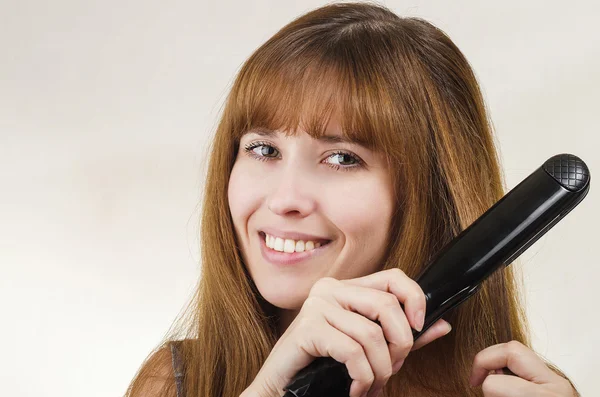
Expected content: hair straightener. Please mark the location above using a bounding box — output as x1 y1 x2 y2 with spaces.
281 153 591 397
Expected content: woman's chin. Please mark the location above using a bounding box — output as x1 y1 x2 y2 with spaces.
256 283 308 310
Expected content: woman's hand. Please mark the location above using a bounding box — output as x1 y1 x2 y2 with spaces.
243 268 453 397
470 340 577 396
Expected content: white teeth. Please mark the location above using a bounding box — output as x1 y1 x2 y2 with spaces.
274 237 284 251
283 239 295 253
264 233 325 253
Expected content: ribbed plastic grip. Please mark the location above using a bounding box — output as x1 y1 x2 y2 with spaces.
543 153 590 192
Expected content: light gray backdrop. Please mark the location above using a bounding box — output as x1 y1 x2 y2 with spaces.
1 1 597 396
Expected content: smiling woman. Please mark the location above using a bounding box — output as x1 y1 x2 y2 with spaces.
124 2 579 397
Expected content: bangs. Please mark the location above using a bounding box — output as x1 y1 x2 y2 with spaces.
229 41 398 157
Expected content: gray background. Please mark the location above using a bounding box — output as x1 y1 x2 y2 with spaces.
1 1 598 396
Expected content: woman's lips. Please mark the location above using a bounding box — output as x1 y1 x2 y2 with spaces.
258 232 331 266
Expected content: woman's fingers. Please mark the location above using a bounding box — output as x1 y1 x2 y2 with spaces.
478 373 536 397
315 280 414 366
297 271 452 397
341 268 427 332
470 340 559 387
315 297 394 396
411 319 452 351
310 273 453 385
296 306 375 397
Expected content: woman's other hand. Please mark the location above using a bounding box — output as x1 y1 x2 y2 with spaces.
470 340 577 396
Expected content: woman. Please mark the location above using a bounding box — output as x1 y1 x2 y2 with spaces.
125 2 579 396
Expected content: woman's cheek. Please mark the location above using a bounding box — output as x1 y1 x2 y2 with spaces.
228 164 259 218
324 177 390 215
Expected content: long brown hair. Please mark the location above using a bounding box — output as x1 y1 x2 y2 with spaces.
124 2 578 396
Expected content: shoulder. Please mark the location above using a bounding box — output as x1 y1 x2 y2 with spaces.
125 341 182 397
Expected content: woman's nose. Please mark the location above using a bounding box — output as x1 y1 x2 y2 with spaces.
266 164 318 217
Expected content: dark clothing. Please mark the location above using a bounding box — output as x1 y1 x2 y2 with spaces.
170 341 185 397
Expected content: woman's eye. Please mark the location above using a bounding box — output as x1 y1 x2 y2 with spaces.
249 143 278 159
327 152 359 167
242 141 364 172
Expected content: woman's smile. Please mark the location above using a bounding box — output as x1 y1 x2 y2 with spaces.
258 231 333 266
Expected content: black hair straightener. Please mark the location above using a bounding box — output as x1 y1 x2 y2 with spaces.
281 153 591 397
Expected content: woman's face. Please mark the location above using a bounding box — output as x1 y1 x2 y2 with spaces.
227 115 395 324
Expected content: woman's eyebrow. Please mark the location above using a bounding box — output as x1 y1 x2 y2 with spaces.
246 127 371 148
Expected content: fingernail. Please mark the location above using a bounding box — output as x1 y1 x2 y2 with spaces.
415 310 424 331
446 322 452 334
